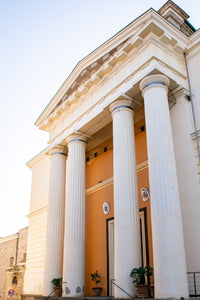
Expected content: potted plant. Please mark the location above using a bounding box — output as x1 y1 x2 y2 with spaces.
90 270 102 296
130 266 153 298
51 277 62 297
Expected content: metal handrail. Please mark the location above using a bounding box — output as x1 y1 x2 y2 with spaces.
45 290 54 300
187 271 200 297
110 279 134 300
44 281 66 300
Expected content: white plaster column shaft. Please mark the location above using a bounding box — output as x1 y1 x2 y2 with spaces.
110 99 141 298
140 75 189 298
43 146 67 295
63 134 87 297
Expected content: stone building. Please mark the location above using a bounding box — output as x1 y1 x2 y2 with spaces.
24 1 200 299
0 227 28 300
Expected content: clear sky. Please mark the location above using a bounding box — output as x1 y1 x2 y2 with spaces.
0 0 199 237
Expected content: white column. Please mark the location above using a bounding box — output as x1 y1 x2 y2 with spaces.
140 74 189 298
110 98 141 298
63 134 87 297
43 146 67 295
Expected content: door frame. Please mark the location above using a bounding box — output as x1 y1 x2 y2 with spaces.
106 207 150 296
106 217 114 296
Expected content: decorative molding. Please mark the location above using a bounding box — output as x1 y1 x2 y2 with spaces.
191 129 200 140
27 206 48 219
48 145 67 157
137 160 148 172
26 147 50 169
86 160 148 195
86 177 113 195
0 233 18 243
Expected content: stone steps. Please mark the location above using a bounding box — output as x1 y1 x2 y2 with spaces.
22 295 200 300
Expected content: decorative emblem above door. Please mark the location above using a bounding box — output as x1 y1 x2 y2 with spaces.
141 188 149 202
103 202 110 214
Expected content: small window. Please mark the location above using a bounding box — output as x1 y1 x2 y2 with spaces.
12 276 17 285
22 252 26 262
94 152 97 158
10 257 14 266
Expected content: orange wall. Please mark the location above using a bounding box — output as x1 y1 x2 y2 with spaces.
85 131 153 296
135 132 153 269
85 149 114 296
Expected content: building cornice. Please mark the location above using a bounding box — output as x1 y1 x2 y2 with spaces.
0 233 18 243
26 147 51 169
27 205 48 219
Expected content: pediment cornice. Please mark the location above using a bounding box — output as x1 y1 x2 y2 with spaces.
36 7 195 132
35 8 153 128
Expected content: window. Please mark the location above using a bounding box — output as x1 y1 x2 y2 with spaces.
10 257 14 266
12 276 17 285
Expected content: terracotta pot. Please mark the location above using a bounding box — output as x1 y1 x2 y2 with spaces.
149 285 154 298
135 284 149 298
92 287 102 296
53 286 62 297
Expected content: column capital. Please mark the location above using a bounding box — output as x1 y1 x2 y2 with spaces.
139 74 170 96
172 86 190 100
110 94 133 114
66 132 88 145
48 145 67 157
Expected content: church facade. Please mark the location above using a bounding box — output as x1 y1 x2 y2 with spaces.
24 1 200 298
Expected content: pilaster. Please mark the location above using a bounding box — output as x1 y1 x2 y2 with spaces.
171 87 200 272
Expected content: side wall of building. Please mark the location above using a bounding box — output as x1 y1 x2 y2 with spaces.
170 48 200 273
0 227 28 300
0 235 18 300
24 156 50 295
188 48 200 131
5 227 28 300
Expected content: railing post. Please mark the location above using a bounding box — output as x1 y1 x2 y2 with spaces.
194 272 197 297
110 279 113 300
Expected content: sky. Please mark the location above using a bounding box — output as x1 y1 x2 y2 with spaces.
0 0 199 237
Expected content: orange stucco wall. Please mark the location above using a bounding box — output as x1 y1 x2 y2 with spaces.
135 131 153 271
85 130 153 296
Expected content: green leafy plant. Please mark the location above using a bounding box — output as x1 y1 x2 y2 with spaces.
90 271 101 287
51 277 62 287
130 266 153 285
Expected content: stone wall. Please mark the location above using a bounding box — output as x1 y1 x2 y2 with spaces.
0 234 18 300
0 227 28 300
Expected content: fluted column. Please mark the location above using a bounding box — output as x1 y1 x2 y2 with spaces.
110 98 141 298
140 74 189 298
43 146 67 295
62 134 87 297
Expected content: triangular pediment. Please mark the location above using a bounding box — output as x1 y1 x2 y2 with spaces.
35 2 196 132
35 8 153 129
